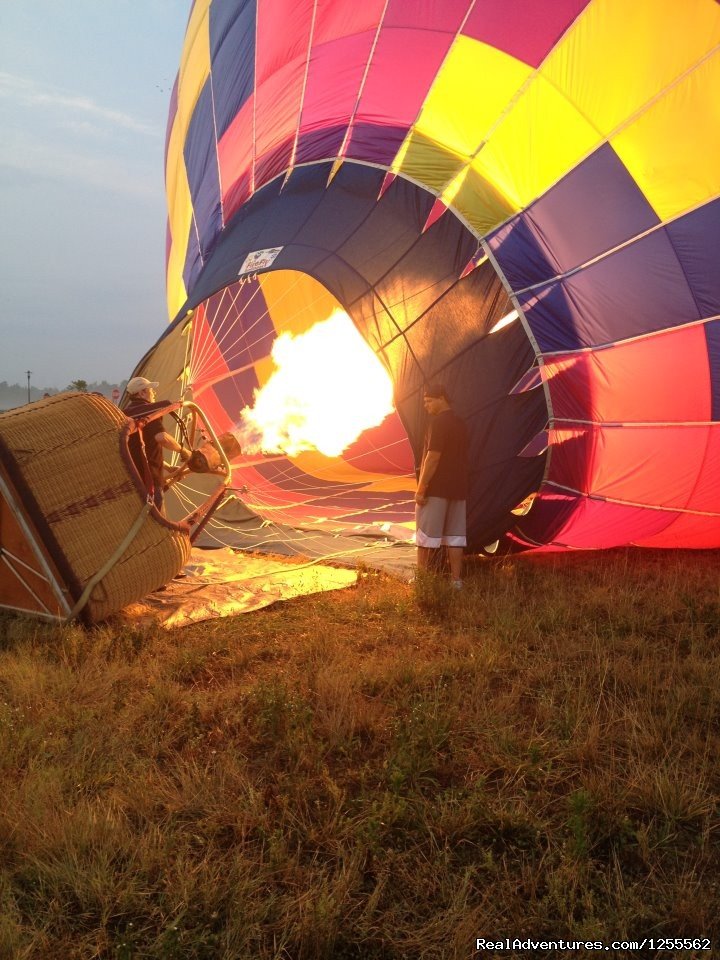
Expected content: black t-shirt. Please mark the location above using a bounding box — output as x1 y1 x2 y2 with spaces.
424 409 468 500
124 398 168 486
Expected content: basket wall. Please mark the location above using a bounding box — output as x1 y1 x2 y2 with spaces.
0 392 191 622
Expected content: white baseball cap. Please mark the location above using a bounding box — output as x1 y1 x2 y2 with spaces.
126 376 160 394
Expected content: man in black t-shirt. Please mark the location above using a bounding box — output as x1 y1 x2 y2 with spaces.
124 376 191 511
415 382 468 589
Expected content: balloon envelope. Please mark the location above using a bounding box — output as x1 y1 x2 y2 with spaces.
136 0 720 551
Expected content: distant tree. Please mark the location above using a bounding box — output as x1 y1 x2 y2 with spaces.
68 379 88 392
0 382 60 411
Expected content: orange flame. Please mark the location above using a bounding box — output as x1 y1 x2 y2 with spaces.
237 310 394 457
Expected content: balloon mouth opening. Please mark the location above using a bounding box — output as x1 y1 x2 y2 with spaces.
154 162 545 548
165 271 418 534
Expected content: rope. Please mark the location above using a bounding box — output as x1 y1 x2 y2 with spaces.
66 497 153 622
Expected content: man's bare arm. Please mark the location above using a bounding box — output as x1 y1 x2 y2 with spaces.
158 431 191 461
416 450 441 504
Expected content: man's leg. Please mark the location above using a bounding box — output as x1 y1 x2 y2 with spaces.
443 500 466 586
417 546 435 571
447 546 463 581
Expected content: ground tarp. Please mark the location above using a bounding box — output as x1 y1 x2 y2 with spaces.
119 495 417 629
119 547 359 629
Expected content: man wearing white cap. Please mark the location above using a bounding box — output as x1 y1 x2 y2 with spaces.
124 377 191 510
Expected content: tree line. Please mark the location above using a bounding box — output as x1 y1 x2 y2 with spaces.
0 380 127 410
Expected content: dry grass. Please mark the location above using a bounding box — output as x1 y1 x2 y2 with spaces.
0 549 719 959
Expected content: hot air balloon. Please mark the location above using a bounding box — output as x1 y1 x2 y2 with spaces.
130 0 720 554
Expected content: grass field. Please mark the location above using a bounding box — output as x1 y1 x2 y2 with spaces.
1 549 719 959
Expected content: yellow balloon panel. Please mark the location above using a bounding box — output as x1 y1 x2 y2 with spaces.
611 49 720 222
166 0 212 320
394 38 532 195
258 271 340 338
393 134 464 193
447 164 517 236
476 73 601 210
165 140 192 319
412 36 532 160
179 0 212 101
543 0 720 139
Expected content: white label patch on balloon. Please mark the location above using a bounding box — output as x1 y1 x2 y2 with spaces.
238 247 284 275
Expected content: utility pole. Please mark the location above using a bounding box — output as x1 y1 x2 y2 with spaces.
26 370 32 404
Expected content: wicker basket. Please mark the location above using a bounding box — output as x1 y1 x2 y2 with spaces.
0 392 191 623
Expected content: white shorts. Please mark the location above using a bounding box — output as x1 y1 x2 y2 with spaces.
416 497 467 548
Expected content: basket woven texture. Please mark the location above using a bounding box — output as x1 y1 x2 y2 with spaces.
0 392 191 622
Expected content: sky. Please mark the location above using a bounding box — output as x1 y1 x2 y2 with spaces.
0 0 191 389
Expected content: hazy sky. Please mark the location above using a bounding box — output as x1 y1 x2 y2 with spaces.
0 1 190 389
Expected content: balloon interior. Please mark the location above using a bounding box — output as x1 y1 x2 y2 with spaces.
236 309 396 459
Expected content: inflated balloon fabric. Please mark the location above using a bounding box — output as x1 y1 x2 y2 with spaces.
151 0 720 551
